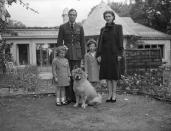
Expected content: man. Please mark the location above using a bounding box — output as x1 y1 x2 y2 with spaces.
57 8 85 103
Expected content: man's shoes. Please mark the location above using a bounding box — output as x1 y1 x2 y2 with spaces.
106 97 112 102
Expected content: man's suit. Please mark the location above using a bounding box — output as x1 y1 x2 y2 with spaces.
57 22 85 102
57 22 85 61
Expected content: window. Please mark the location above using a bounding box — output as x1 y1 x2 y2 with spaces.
158 45 164 58
138 44 164 58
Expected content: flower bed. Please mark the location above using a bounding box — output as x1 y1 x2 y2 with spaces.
118 66 171 102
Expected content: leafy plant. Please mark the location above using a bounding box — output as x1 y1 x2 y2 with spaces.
11 65 39 92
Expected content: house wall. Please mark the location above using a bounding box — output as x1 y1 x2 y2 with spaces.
6 38 57 65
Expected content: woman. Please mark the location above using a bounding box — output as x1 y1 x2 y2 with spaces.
96 10 123 102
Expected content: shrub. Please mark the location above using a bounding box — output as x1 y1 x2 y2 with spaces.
11 65 39 92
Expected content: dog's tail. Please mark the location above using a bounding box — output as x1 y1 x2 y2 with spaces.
89 93 102 105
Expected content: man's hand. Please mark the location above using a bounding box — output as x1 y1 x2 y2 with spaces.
97 56 101 63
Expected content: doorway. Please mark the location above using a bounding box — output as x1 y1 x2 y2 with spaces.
36 43 55 67
18 44 29 65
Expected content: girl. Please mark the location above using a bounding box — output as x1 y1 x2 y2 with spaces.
52 45 71 106
84 39 99 88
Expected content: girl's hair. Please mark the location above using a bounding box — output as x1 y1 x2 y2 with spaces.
103 10 115 20
55 45 68 56
87 39 97 47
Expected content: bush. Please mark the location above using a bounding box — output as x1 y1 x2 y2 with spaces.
11 65 39 92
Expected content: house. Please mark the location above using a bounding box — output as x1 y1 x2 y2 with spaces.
3 1 171 67
122 17 171 65
4 28 58 66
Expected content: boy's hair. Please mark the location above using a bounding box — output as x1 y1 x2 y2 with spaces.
87 39 97 47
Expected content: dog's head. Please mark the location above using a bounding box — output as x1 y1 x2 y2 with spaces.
72 68 87 81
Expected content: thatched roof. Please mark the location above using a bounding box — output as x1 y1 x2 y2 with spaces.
83 2 139 37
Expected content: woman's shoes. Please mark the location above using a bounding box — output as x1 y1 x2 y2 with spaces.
106 98 112 102
106 97 116 103
111 98 116 103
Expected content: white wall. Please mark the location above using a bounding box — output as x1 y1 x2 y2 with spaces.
7 38 57 65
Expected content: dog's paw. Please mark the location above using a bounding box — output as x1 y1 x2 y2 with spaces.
81 104 87 109
73 103 79 107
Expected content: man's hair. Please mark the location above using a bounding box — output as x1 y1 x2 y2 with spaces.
68 8 77 15
103 10 115 20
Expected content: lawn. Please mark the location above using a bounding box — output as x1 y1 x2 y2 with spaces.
0 94 171 131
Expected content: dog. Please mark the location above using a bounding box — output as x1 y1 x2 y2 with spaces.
72 68 102 109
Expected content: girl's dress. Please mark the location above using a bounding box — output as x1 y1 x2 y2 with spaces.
84 52 99 82
52 57 71 86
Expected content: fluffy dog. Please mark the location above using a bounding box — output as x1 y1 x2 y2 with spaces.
72 68 102 109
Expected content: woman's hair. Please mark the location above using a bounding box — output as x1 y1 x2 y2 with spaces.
103 10 115 20
87 39 97 47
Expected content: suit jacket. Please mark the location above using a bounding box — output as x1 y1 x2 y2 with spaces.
57 22 85 60
96 23 123 57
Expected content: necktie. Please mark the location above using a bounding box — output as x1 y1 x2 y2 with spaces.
71 23 74 29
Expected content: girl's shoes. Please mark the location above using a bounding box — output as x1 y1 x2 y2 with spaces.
61 100 68 105
56 102 62 106
56 98 62 106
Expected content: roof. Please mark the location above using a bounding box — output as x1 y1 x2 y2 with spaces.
122 17 171 39
3 28 58 39
83 2 139 37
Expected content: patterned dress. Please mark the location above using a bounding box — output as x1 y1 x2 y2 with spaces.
52 57 71 87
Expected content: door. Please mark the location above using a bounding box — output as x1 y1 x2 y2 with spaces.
18 44 29 65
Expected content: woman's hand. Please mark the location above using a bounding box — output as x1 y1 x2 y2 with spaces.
117 56 122 61
97 56 101 63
